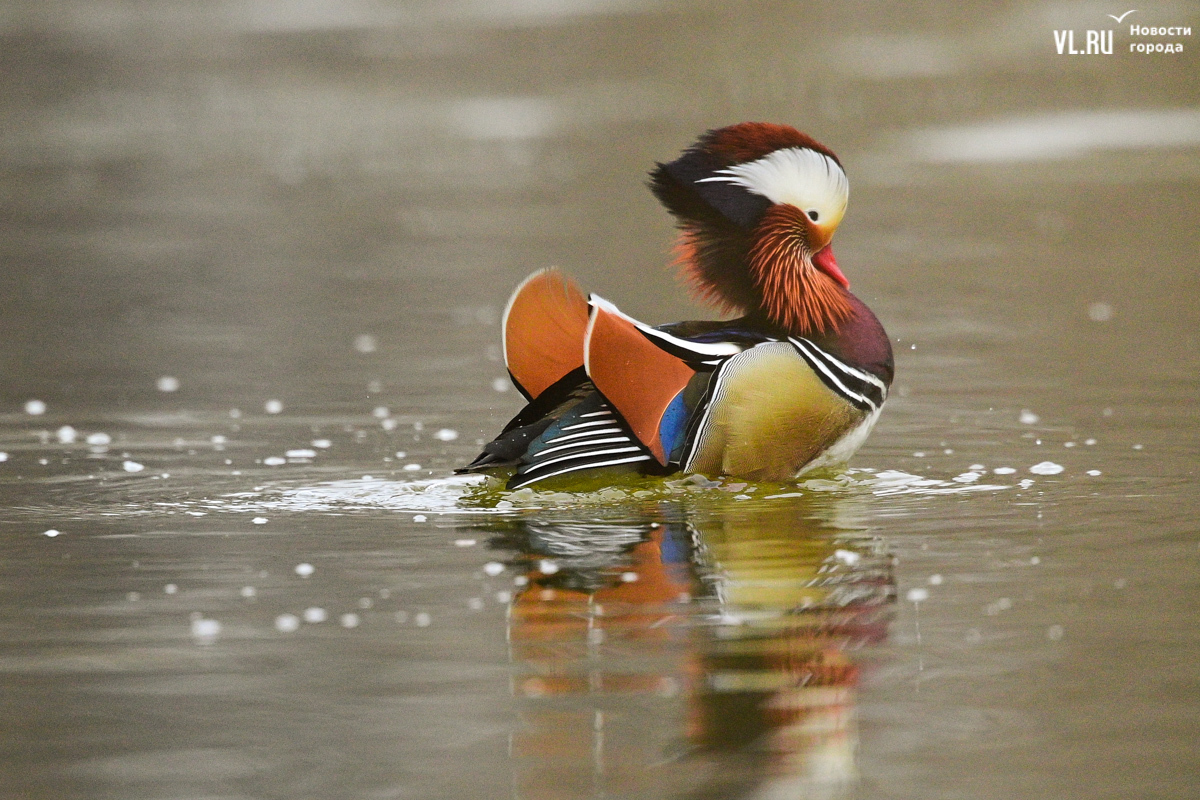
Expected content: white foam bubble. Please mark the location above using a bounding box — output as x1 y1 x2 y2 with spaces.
264 399 284 414
275 614 300 632
25 400 46 416
156 376 180 392
294 562 315 577
190 617 221 643
122 460 145 473
1029 461 1064 475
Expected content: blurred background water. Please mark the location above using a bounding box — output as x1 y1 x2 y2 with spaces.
1 1 1198 798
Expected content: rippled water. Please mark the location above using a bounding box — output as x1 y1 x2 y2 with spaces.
3 2 1198 799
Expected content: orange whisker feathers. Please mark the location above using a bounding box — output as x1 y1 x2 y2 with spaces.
748 206 852 335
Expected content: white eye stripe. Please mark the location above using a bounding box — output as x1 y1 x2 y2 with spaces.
696 147 848 224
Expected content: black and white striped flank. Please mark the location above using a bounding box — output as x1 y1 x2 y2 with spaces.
509 404 653 489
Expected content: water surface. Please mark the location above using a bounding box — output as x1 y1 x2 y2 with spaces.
2 2 1198 798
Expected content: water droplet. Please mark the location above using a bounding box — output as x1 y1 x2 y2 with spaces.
294 563 314 577
906 588 929 603
122 460 145 473
1019 409 1040 425
190 617 221 643
156 376 180 392
353 334 378 354
264 399 284 414
303 607 327 623
275 614 300 633
434 428 459 442
24 400 47 416
1029 461 1064 475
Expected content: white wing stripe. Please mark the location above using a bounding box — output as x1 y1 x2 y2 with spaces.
535 435 632 458
541 426 625 445
588 295 743 358
512 454 654 488
560 419 622 432
523 445 645 472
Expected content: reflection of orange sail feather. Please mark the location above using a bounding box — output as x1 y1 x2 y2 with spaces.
508 527 698 798
499 503 894 799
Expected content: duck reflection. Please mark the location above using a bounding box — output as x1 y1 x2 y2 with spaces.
482 497 894 800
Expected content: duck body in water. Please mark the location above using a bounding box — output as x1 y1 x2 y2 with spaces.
460 123 893 490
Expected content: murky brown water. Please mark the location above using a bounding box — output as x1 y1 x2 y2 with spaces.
2 2 1198 799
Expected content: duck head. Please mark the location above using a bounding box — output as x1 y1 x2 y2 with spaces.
649 123 852 335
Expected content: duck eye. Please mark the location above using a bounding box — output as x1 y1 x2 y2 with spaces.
807 210 819 222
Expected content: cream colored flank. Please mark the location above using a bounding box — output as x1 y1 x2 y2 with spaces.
685 343 867 480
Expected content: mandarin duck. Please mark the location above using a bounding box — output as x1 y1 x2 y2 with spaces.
460 123 893 490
